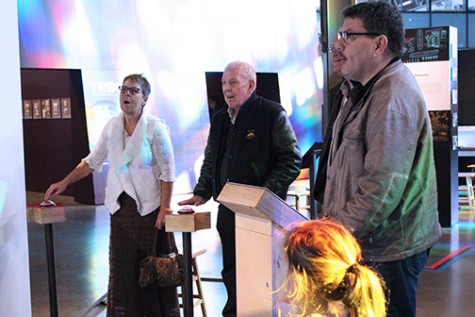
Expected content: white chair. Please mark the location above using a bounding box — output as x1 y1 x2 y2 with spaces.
459 164 475 212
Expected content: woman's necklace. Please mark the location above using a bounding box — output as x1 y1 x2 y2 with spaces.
123 128 131 149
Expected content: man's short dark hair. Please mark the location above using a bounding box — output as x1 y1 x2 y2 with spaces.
343 1 405 57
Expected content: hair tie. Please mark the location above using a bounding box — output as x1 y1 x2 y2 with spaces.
346 263 357 274
325 264 357 301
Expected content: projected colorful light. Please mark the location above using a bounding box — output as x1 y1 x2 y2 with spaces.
18 0 323 193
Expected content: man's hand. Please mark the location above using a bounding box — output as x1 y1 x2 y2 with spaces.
177 195 206 206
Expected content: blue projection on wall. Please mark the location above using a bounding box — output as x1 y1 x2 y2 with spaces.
18 0 323 193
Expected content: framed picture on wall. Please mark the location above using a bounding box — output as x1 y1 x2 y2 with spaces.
61 98 71 119
32 99 41 119
51 98 61 119
23 100 32 119
41 99 51 119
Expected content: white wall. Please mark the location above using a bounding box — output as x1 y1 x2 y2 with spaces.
0 0 32 315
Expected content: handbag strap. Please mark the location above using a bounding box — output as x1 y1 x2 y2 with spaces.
151 229 179 256
151 229 159 256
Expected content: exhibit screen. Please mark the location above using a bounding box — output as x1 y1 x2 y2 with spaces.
18 0 323 192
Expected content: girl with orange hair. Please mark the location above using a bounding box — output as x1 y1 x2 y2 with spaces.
281 219 387 317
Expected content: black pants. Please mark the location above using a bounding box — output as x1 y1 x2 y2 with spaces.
216 204 236 317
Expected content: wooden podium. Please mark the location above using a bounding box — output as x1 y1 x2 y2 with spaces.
217 182 307 316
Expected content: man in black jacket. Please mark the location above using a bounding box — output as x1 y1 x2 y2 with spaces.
179 61 301 317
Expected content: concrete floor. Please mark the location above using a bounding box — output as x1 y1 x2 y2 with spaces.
27 192 475 316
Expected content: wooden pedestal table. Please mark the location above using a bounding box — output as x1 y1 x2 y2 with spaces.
217 182 307 316
28 203 66 317
165 211 211 317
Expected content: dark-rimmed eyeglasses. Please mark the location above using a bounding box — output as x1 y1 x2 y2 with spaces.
337 31 381 42
118 86 142 95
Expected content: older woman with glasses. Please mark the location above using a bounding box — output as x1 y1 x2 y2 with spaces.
44 74 179 316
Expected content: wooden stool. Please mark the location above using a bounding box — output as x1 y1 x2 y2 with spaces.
179 249 207 316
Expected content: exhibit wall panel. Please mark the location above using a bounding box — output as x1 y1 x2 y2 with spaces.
403 26 459 227
0 0 32 315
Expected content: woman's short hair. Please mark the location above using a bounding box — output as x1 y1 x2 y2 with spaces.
123 73 151 97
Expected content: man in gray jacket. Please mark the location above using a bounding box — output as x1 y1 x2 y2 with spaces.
314 2 441 317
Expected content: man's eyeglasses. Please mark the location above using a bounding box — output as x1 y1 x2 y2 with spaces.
119 86 142 95
337 31 381 42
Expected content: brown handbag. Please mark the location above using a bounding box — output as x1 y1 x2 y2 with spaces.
138 229 184 288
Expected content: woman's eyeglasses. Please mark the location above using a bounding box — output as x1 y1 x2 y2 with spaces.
118 86 142 95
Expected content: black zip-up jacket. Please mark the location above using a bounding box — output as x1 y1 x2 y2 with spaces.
193 92 302 201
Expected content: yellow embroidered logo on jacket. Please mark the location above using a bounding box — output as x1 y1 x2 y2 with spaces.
245 130 256 139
